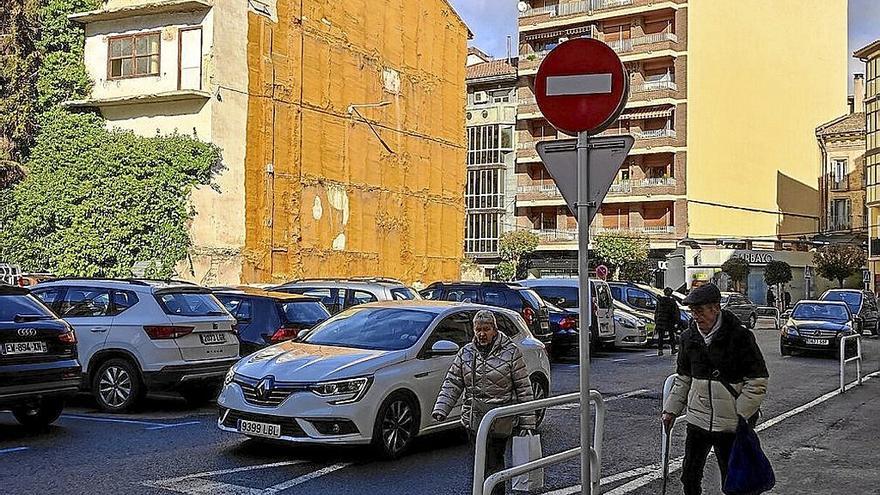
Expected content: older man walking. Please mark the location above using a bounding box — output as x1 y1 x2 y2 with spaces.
661 284 769 495
432 310 535 495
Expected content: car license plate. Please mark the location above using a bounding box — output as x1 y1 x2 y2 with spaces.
1 341 47 356
200 332 227 345
805 338 829 346
238 419 281 438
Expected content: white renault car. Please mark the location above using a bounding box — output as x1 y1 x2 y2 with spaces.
217 301 551 458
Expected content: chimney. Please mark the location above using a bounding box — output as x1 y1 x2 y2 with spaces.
854 73 865 114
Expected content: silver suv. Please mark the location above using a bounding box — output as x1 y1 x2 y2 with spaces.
271 278 421 315
31 279 239 412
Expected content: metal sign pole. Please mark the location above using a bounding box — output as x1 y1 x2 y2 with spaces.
577 130 593 495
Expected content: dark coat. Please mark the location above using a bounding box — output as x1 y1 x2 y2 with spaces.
654 295 680 331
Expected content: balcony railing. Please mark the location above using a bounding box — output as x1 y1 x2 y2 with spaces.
533 228 579 243
606 33 677 54
632 80 677 93
519 0 634 18
640 177 677 187
592 225 676 235
633 129 676 139
517 183 562 197
608 181 633 194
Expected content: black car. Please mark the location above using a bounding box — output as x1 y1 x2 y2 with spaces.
820 289 879 335
213 287 331 356
780 300 857 356
544 301 579 356
0 285 81 429
419 282 553 346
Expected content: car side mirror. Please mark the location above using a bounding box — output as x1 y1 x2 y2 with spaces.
296 329 313 341
429 340 460 357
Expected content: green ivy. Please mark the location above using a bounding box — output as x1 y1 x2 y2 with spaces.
0 110 221 277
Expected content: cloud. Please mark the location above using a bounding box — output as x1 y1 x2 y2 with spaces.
449 0 518 58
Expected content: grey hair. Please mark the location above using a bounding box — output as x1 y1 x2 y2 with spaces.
473 310 497 328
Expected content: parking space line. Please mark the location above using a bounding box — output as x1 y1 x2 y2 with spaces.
60 413 200 430
0 447 29 455
548 389 650 411
263 463 352 494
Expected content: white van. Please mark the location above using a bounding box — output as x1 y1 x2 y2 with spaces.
518 278 616 349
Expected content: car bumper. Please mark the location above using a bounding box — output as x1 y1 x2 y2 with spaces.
216 382 375 445
781 334 848 352
552 331 579 349
143 358 239 390
0 360 82 407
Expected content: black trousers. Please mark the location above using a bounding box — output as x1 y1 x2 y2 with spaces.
681 424 736 495
468 430 508 495
656 326 677 351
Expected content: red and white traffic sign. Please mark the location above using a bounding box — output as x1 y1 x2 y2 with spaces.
534 38 628 136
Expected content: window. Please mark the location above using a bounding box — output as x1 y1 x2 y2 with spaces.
594 283 613 309
108 32 160 79
290 288 345 314
279 301 330 327
494 313 521 337
32 288 63 314
483 289 512 308
109 290 139 316
420 288 440 300
391 288 419 300
465 212 501 255
350 290 378 306
830 159 848 190
218 296 253 321
467 124 513 166
829 199 851 231
491 89 511 103
466 168 505 210
0 294 54 321
626 288 657 311
60 287 112 318
444 289 479 303
532 286 578 309
157 292 225 317
425 311 474 349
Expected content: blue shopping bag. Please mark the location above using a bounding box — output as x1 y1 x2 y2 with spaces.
723 416 775 495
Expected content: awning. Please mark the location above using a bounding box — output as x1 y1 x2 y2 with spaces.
619 106 674 120
523 25 595 42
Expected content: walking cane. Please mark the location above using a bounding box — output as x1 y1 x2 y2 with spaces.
661 421 672 495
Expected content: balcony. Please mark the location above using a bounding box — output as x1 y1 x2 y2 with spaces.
519 0 634 19
69 0 212 23
517 183 563 198
632 80 678 93
516 137 558 161
632 129 676 139
591 225 676 235
533 228 580 244
609 32 678 54
606 177 677 195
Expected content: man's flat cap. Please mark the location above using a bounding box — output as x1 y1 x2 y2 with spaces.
682 283 722 306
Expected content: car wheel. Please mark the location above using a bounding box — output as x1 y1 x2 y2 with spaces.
12 399 65 430
780 339 791 357
372 392 419 460
93 358 143 413
530 376 548 428
748 314 757 330
180 385 218 406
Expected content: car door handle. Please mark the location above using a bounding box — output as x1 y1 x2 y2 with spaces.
414 371 432 378
89 327 110 333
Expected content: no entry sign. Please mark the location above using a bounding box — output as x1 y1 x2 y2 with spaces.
535 38 628 135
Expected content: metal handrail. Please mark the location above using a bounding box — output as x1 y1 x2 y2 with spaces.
473 390 606 495
839 334 862 393
756 306 780 329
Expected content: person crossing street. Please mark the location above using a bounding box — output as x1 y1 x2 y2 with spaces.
655 287 680 356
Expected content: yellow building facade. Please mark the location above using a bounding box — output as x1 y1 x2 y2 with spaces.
856 40 880 292
70 0 469 285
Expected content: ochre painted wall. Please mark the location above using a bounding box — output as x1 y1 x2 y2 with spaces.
242 0 468 285
686 0 848 239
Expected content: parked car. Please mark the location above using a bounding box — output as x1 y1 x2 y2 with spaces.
1 285 81 429
420 282 553 347
213 287 331 356
820 289 879 335
719 292 759 329
31 279 240 412
780 300 857 357
611 302 649 348
517 278 616 351
271 278 421 315
608 282 691 339
217 301 551 458
543 301 579 357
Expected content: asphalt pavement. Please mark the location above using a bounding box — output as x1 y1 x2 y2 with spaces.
2 322 879 495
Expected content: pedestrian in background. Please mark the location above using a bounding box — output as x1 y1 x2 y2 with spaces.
661 283 769 495
655 287 680 356
766 287 776 309
783 290 792 309
432 310 535 495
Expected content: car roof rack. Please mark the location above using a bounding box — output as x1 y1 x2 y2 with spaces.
280 277 404 285
426 281 524 288
42 277 151 286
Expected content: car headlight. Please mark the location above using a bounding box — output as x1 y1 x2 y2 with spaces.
785 326 799 337
309 377 373 404
224 367 236 387
614 316 636 329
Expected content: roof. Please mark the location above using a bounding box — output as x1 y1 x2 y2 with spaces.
816 112 865 137
212 286 317 301
467 59 517 81
360 299 516 315
33 278 200 292
468 46 492 60
854 39 880 60
440 0 474 39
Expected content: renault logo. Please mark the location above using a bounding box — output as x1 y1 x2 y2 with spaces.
255 376 275 400
17 328 37 337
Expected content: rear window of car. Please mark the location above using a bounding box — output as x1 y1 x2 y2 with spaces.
391 287 420 300
157 292 226 317
821 291 863 313
531 286 578 309
519 289 545 309
279 300 330 327
0 294 54 321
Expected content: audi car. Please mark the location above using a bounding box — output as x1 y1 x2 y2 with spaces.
217 301 550 459
780 300 857 357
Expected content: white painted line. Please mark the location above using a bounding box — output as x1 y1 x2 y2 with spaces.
546 74 612 96
612 358 627 363
549 389 650 411
0 447 29 455
146 461 305 484
263 463 351 494
61 413 200 430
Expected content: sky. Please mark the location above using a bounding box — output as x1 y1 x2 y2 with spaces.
450 0 879 94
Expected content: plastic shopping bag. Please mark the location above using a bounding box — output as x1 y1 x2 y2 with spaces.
511 433 544 492
723 416 776 495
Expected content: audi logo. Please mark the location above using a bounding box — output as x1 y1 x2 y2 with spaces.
17 328 37 337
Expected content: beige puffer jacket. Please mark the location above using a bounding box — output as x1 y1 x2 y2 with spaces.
432 332 535 431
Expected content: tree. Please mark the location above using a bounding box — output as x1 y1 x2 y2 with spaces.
498 230 539 280
496 261 517 282
764 261 792 287
814 244 866 288
721 257 750 293
0 110 222 277
0 0 40 165
593 232 649 281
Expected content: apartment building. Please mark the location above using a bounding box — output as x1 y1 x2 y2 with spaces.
65 0 470 285
515 0 846 277
464 49 518 278
815 75 867 242
856 40 880 292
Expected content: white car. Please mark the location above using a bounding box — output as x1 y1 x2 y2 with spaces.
217 301 551 458
612 303 649 348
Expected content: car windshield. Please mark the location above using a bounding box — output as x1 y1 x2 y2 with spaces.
0 294 54 321
157 292 227 317
792 303 849 322
303 307 436 350
278 301 331 327
531 286 578 309
391 287 420 300
822 291 862 313
544 300 567 312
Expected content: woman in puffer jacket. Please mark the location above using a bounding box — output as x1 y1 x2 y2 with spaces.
432 310 535 495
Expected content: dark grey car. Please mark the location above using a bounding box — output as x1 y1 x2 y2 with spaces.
820 289 880 335
721 292 758 329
